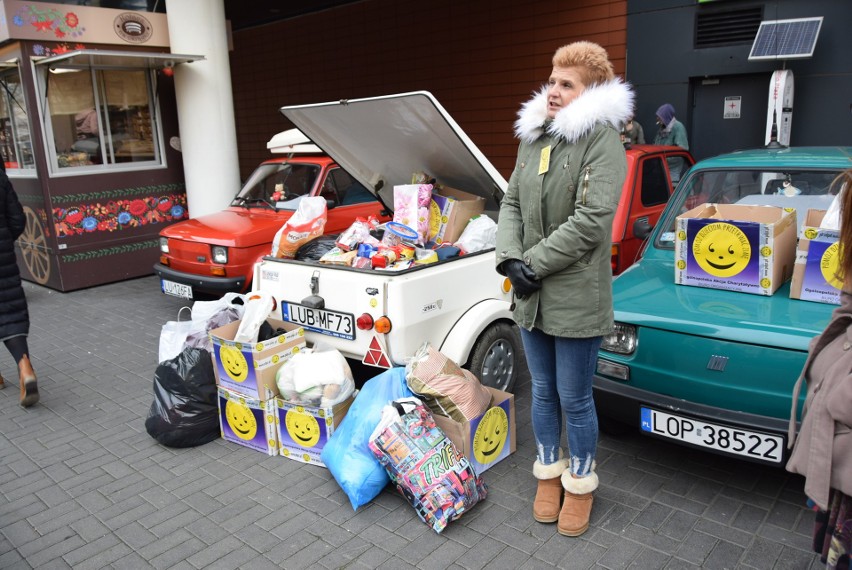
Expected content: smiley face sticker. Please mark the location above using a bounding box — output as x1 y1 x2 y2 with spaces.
692 222 751 277
285 410 321 448
225 399 257 441
473 406 509 464
220 345 248 383
820 242 843 289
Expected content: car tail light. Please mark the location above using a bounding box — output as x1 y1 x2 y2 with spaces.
374 316 392 334
160 255 170 266
611 243 620 272
356 313 374 330
211 266 226 277
501 277 512 294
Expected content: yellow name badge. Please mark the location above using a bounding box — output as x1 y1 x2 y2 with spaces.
538 145 551 175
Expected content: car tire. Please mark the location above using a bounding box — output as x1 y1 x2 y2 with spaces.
467 322 521 393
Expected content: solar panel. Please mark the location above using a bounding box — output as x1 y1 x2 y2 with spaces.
748 17 823 60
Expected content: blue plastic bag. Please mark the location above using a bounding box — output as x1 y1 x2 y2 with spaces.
321 367 414 510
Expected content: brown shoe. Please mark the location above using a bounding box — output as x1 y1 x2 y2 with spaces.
532 457 569 523
18 355 39 407
0 371 5 388
557 471 599 537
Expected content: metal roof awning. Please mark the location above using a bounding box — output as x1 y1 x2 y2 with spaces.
34 49 205 70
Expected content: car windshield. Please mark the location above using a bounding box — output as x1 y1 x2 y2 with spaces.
232 162 320 210
656 168 843 248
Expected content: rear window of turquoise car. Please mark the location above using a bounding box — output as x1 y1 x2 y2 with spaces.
656 169 843 247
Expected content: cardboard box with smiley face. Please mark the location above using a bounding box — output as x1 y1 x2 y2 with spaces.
674 203 797 296
217 387 278 455
428 186 486 245
430 386 516 476
275 394 354 467
210 318 306 400
790 209 841 304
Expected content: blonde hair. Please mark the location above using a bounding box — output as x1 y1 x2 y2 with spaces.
552 41 615 86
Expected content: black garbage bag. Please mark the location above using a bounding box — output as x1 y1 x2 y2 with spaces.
145 347 219 448
295 235 338 261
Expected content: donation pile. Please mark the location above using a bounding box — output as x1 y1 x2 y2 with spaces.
321 342 514 533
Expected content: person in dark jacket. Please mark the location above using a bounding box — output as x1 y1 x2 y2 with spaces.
495 41 632 537
0 169 38 406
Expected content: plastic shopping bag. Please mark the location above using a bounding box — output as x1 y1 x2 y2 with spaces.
145 347 219 448
454 215 497 253
158 307 201 363
272 196 328 258
368 397 487 533
321 367 414 510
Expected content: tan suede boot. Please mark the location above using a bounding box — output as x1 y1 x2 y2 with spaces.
532 457 569 523
558 471 598 536
18 355 39 407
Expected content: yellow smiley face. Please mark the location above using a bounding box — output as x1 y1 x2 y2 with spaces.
820 242 843 289
225 399 257 441
285 410 320 448
473 406 508 464
220 345 248 383
692 223 751 277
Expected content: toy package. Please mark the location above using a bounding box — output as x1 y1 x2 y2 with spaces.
368 397 487 533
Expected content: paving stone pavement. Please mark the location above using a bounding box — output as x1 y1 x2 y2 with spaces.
0 275 823 569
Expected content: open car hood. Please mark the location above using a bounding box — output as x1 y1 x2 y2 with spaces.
279 91 508 211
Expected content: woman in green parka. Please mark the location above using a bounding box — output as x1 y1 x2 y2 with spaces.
495 41 632 537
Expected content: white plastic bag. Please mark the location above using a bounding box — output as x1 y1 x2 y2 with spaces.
276 343 355 407
233 291 276 344
821 181 846 231
271 196 328 258
454 215 497 253
158 307 202 363
191 292 246 322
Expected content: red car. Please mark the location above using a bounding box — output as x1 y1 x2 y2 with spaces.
612 145 694 274
154 130 390 299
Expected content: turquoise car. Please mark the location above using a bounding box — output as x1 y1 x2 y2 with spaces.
594 147 852 466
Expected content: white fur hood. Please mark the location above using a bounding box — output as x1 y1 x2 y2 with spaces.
514 79 635 145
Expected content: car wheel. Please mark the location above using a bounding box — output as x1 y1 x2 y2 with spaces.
467 322 521 392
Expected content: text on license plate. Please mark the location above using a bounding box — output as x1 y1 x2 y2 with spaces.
282 303 355 340
161 279 193 299
640 407 783 464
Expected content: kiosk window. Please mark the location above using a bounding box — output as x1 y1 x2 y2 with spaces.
47 68 159 169
0 68 34 172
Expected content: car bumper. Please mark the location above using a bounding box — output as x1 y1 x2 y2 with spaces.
593 375 793 463
153 263 246 294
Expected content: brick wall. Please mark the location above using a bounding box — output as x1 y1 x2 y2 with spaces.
229 0 626 180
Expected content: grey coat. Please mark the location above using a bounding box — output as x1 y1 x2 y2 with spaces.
787 289 852 510
495 80 633 337
0 171 28 341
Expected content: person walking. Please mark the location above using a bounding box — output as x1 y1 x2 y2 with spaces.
786 169 852 569
652 103 689 149
0 167 38 407
495 41 632 537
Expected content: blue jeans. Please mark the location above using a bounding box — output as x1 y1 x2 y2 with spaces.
520 328 602 477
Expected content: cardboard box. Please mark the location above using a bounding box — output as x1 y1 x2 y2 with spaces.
210 318 306 400
217 387 278 455
428 186 486 245
674 203 796 296
431 386 516 476
274 394 355 467
790 209 841 304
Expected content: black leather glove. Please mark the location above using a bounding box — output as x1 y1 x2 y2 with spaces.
502 259 541 297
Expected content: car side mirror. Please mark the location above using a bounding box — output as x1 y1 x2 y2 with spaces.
634 217 653 240
325 198 336 210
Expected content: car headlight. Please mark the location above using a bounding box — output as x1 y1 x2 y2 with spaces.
211 246 228 264
159 237 169 254
601 322 636 355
